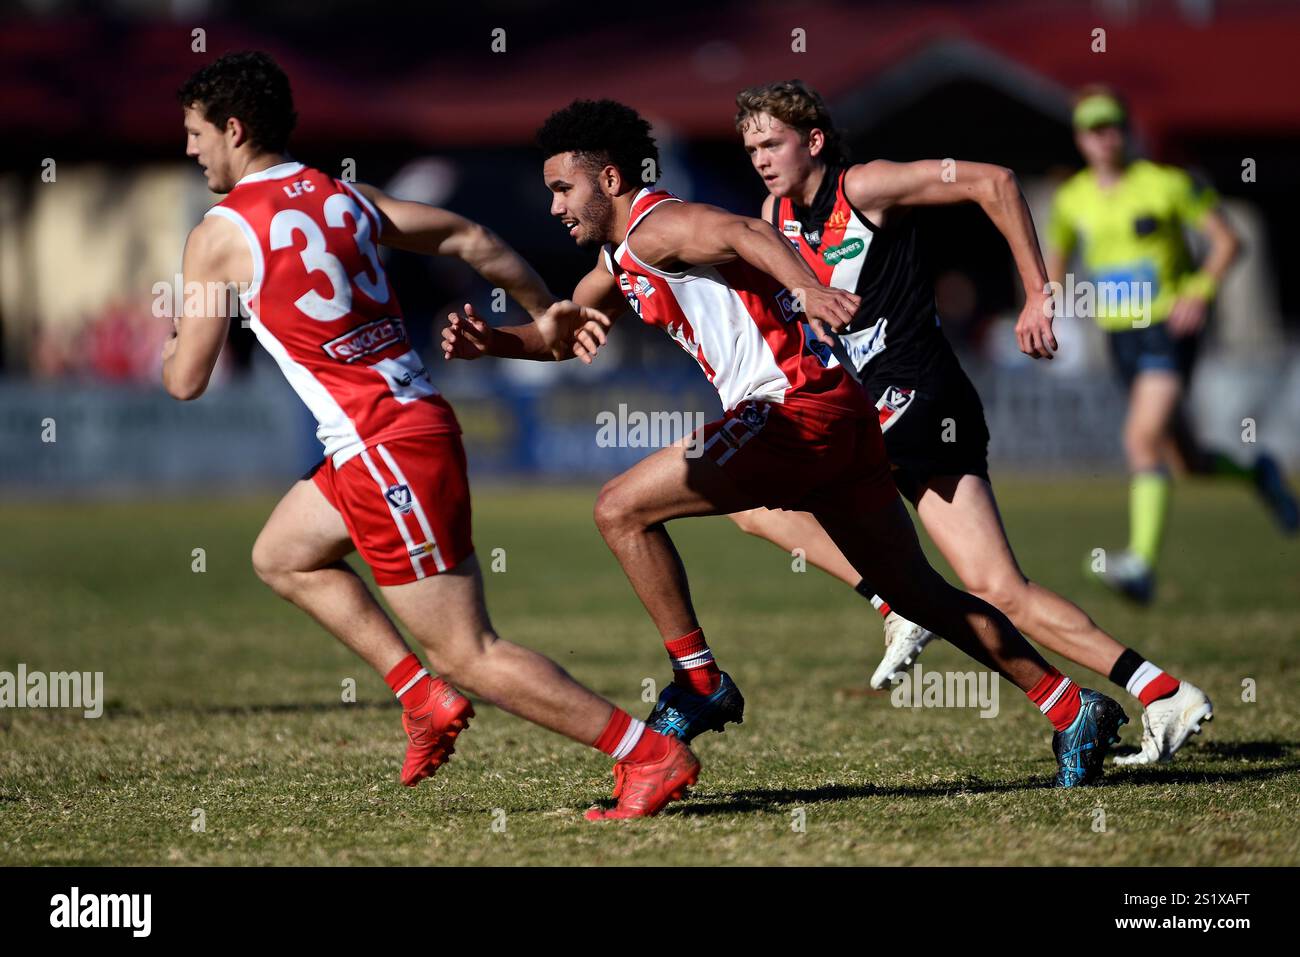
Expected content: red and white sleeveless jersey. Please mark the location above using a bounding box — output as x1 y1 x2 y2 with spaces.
208 162 457 466
602 188 860 413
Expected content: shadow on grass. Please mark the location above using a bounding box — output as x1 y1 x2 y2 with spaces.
658 749 1300 817
0 699 398 726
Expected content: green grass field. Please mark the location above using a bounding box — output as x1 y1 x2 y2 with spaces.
1 478 1297 866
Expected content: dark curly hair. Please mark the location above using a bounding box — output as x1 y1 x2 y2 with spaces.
536 99 660 185
178 51 297 154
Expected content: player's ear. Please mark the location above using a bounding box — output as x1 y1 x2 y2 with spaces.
600 163 622 196
226 115 249 148
806 128 825 158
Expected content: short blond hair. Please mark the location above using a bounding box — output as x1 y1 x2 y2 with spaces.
734 80 849 165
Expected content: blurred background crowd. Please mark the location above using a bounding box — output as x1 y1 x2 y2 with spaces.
2 0 1298 493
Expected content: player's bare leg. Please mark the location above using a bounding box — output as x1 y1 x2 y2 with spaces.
919 473 1213 761
917 474 1123 675
381 554 700 819
596 443 1038 684
592 443 768 741
809 495 1128 785
597 445 1126 784
731 507 860 586
252 478 475 786
252 478 412 674
1167 392 1299 532
809 495 1052 690
593 444 761 640
382 554 616 743
1087 370 1181 602
730 505 929 687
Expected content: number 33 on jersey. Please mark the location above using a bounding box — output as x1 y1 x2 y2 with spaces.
208 162 458 467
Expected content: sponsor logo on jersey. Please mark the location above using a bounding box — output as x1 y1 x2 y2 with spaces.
385 483 415 514
782 219 802 237
407 541 436 558
804 229 822 245
774 288 803 322
618 273 644 316
391 364 428 388
826 209 851 231
822 237 865 266
322 317 406 362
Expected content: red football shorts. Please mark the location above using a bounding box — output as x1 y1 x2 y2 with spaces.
310 433 474 586
699 397 898 512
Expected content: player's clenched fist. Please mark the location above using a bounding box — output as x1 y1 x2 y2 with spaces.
1015 291 1059 360
442 303 495 360
544 299 613 364
795 285 861 345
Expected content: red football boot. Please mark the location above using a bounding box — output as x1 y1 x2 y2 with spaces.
585 736 700 820
400 678 474 787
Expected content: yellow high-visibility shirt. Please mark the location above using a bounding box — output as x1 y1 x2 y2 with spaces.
1047 160 1218 330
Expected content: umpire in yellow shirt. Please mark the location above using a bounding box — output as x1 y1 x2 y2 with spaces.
1045 86 1297 604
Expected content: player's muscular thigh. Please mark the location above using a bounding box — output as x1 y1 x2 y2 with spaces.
252 479 355 578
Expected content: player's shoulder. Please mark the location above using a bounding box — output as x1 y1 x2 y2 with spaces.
1055 167 1095 202
1129 159 1195 193
841 159 893 198
631 188 690 227
188 208 241 252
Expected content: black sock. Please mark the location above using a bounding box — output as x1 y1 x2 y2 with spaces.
854 579 877 601
1108 647 1145 690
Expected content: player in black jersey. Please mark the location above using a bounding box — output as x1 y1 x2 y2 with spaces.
727 81 1212 765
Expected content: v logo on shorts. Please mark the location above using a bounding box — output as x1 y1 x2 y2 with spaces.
385 483 414 514
876 386 915 432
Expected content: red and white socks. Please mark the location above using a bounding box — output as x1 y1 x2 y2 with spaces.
664 627 722 695
385 653 432 709
593 708 669 764
1027 667 1083 731
1108 648 1180 707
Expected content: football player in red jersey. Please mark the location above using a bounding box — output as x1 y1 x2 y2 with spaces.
721 80 1212 764
443 99 1130 792
164 52 698 819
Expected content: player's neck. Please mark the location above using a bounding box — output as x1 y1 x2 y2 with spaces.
609 192 639 245
795 163 827 208
234 152 292 184
1091 160 1127 187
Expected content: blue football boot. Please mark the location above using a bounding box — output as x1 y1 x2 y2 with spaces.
1053 689 1129 788
645 672 745 743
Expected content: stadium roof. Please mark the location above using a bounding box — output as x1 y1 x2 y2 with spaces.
4 1 1299 156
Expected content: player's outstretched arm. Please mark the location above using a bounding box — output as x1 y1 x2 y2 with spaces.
351 183 555 320
845 159 1058 359
627 202 860 343
442 260 624 364
162 216 242 401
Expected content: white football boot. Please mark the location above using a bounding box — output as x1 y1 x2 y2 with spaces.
1113 681 1214 765
869 612 934 690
